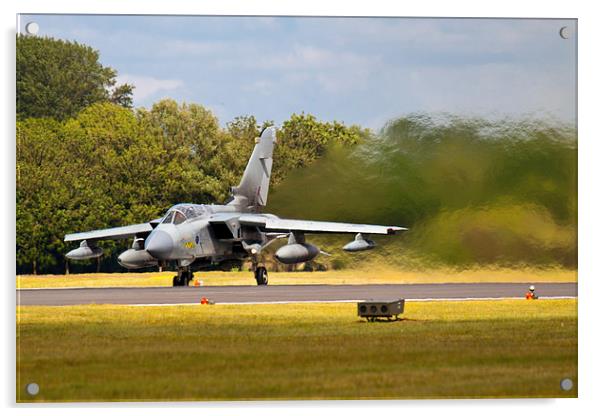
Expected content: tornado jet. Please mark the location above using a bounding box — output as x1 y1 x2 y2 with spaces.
65 127 406 286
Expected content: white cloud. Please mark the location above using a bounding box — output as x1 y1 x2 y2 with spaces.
401 62 575 121
167 40 228 56
321 18 574 57
242 80 275 95
233 44 383 94
117 74 184 102
249 44 380 71
35 15 574 128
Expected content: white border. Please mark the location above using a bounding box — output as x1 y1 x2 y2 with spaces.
4 1 599 415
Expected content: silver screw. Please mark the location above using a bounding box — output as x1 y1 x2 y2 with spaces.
559 26 570 40
560 378 573 391
25 22 39 35
26 382 39 396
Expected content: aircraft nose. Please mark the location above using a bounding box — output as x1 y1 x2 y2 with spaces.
145 230 174 260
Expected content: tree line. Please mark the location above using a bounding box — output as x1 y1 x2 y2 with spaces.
16 35 369 274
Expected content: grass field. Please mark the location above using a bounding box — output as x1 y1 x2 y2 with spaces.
17 267 577 288
17 299 577 402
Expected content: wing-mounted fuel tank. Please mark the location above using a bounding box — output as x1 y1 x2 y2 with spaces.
65 240 103 260
274 232 320 265
118 237 158 269
343 233 376 252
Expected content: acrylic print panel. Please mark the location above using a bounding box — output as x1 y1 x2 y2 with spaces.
16 14 577 402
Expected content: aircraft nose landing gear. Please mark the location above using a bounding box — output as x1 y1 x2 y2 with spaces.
254 266 268 286
172 268 193 287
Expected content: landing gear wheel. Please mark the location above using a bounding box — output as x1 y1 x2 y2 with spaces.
172 270 193 287
183 270 193 286
254 267 268 286
172 275 183 286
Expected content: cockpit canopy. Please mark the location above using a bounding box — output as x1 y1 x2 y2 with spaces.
161 204 205 225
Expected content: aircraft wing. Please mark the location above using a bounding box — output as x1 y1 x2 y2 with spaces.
239 215 406 235
64 221 158 242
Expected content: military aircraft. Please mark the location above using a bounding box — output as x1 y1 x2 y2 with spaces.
65 127 406 286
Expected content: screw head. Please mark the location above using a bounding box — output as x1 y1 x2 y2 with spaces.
560 378 573 391
25 22 39 35
26 382 39 396
559 26 571 39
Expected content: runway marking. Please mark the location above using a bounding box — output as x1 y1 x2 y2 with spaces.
406 296 577 302
125 296 576 307
129 299 364 307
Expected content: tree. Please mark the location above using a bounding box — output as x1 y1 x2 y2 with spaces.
110 84 135 109
16 118 66 273
16 35 133 120
272 113 369 184
225 115 261 178
137 99 240 204
17 103 159 274
15 98 366 274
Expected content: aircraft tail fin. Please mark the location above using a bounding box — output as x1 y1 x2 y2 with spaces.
229 126 277 209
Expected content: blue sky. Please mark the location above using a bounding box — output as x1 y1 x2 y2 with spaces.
18 15 576 130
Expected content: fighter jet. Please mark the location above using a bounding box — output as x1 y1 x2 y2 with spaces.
65 127 406 286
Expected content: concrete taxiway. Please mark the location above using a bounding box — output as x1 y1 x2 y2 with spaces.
17 282 577 306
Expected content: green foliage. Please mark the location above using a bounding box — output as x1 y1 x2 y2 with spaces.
16 118 65 273
136 99 235 204
16 35 133 120
16 99 364 274
273 113 370 184
269 114 577 268
17 104 148 273
110 84 135 108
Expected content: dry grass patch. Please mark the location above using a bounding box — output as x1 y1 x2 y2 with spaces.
17 267 577 289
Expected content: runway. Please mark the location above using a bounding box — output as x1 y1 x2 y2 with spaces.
17 282 577 306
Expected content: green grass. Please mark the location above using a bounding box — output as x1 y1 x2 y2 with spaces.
17 299 577 402
17 267 577 288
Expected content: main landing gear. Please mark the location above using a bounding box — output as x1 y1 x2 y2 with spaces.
173 268 193 287
254 266 268 286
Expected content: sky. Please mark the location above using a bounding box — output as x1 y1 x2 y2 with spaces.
18 15 577 130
